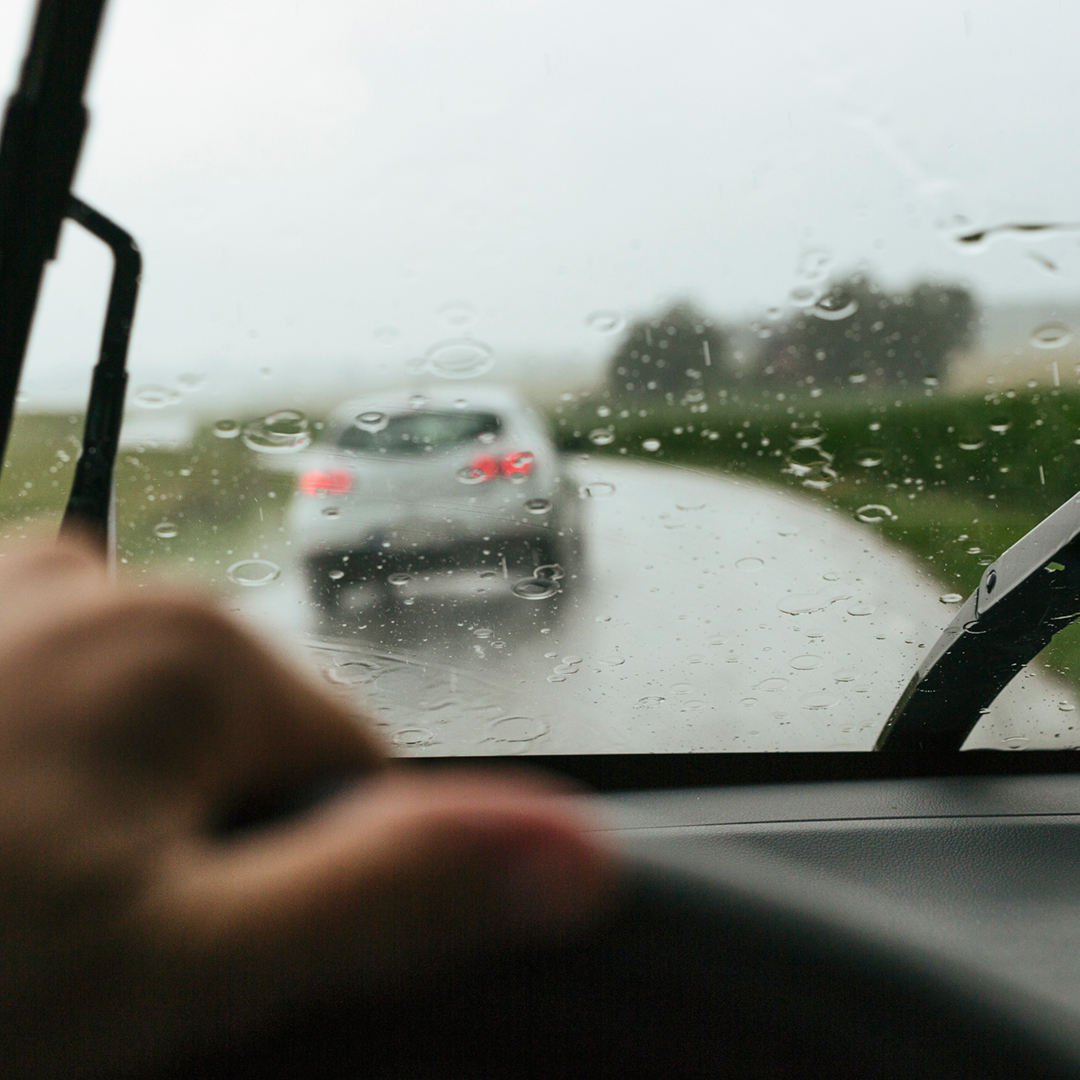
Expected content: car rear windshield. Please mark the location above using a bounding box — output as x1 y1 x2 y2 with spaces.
336 412 502 456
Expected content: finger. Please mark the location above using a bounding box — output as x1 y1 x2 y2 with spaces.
150 770 620 1024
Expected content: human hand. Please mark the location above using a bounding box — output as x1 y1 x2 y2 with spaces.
0 536 617 1079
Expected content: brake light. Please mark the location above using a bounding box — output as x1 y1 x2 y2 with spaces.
501 450 534 477
298 469 352 496
459 454 500 483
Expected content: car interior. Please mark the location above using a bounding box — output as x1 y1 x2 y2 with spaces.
6 0 1080 1076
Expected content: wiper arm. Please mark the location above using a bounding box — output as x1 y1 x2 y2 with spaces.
876 491 1080 751
59 195 139 553
0 0 138 558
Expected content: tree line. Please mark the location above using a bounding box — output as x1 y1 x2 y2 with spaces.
604 272 978 402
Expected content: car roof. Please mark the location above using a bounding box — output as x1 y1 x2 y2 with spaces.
326 385 531 427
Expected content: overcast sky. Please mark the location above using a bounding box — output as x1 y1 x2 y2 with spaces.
3 0 1080 409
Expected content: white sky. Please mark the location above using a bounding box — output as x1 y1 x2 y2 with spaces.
3 0 1080 409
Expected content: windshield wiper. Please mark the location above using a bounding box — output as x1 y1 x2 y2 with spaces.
877 491 1080 752
0 0 137 557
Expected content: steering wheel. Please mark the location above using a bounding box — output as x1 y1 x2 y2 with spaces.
150 847 1080 1080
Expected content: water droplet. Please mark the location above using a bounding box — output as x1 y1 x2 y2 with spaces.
522 499 551 517
326 659 384 685
789 285 821 308
553 663 578 675
669 683 693 694
855 449 883 468
1030 322 1072 349
589 428 615 446
424 339 495 379
676 502 706 511
213 419 241 439
598 655 625 666
489 716 549 742
988 418 1012 435
512 577 559 600
790 654 823 670
353 410 389 433
585 310 625 334
958 440 985 451
242 410 311 453
579 481 615 498
846 602 876 617
833 669 857 683
535 563 565 581
777 525 801 537
811 293 858 321
800 692 839 710
393 727 435 747
1060 702 1076 712
562 655 583 664
372 326 400 344
967 546 982 555
796 249 832 280
152 521 179 539
226 559 281 587
456 464 490 484
388 572 411 586
777 586 852 616
635 696 665 708
133 385 180 409
855 504 894 524
642 438 661 452
754 677 788 692
939 593 964 604
329 569 345 580
1001 735 1029 750
408 394 430 409
740 697 758 706
322 507 340 517
547 674 567 683
177 373 206 391
438 302 476 328
736 557 764 571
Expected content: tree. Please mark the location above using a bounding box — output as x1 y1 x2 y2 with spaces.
604 301 734 404
757 273 977 389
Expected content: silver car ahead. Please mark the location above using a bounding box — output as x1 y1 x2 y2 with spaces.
289 388 582 610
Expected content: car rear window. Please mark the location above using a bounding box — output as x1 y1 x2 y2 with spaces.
336 411 502 456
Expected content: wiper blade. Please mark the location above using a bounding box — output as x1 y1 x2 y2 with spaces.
877 491 1080 752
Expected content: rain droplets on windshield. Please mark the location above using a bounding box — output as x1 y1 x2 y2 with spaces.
3 0 1080 751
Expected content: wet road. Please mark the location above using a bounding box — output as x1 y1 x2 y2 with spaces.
240 459 1077 754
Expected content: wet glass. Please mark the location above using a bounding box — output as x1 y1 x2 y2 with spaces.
3 0 1080 752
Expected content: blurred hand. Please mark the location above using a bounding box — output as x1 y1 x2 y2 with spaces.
0 535 617 1079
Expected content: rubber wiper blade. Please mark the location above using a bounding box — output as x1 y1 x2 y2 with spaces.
876 491 1080 752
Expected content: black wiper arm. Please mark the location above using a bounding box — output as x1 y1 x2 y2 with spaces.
0 0 109 466
59 195 138 552
876 491 1080 752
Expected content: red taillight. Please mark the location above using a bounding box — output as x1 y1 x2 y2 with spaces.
460 454 500 483
501 450 534 477
298 469 352 496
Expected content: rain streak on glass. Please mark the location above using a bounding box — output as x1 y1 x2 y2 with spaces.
242 411 312 453
585 310 626 334
226 559 281 586
1030 323 1072 349
153 521 179 539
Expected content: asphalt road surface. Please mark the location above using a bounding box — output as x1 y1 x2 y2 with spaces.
239 459 1078 754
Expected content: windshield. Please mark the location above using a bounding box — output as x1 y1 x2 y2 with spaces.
4 0 1080 756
